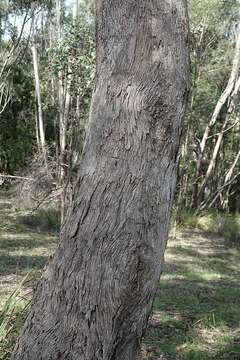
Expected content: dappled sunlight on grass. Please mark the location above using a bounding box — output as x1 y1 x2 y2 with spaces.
145 232 240 359
0 196 57 309
0 192 239 360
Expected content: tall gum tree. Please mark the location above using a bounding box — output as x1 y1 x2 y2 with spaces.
12 1 190 359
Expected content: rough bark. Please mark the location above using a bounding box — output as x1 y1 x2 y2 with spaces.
12 1 190 359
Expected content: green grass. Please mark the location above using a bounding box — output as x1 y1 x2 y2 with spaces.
18 208 60 234
145 230 240 359
0 193 58 358
177 210 240 247
0 274 32 360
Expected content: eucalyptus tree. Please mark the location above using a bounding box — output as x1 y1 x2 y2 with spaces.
12 0 190 359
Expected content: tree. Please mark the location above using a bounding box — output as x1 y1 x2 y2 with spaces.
0 3 30 115
192 19 240 208
31 13 46 162
176 0 240 213
51 0 95 222
12 1 190 359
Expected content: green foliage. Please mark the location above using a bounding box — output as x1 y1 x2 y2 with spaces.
46 9 95 116
0 57 36 173
0 1 96 175
178 0 240 212
221 215 240 245
48 17 95 80
7 0 52 12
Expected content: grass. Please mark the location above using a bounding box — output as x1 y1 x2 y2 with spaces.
0 191 240 359
0 193 57 307
177 209 240 247
144 230 240 360
0 192 58 358
0 275 32 360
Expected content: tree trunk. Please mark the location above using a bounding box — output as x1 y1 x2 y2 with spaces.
221 149 240 210
73 0 79 21
12 1 190 359
31 9 47 165
55 0 70 223
31 43 46 155
196 46 240 207
192 24 240 208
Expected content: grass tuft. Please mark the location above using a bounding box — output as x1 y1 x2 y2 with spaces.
0 275 32 360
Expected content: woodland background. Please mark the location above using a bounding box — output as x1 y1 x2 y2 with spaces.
0 1 240 359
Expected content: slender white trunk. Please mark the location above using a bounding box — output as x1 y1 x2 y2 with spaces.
56 0 72 222
34 101 40 148
192 23 240 207
73 0 79 21
198 68 240 202
198 28 240 163
225 149 240 184
31 42 46 158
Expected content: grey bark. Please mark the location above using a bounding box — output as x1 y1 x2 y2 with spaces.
12 1 190 359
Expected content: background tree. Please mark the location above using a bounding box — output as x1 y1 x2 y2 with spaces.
0 0 94 207
177 0 240 214
1 0 239 214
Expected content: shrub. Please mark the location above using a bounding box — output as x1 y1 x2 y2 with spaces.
221 215 240 245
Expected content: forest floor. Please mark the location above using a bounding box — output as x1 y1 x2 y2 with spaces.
0 192 240 360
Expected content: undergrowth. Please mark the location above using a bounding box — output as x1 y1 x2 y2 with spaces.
0 276 31 360
177 210 240 246
19 208 61 234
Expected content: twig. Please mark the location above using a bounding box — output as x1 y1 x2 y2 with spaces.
0 174 35 181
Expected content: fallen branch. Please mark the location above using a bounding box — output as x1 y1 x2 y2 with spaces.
0 174 35 181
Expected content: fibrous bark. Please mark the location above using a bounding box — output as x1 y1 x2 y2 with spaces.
12 1 190 359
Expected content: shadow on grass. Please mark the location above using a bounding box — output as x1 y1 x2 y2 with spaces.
0 235 55 251
17 208 61 234
147 278 240 359
145 241 240 360
0 253 48 274
165 245 240 279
